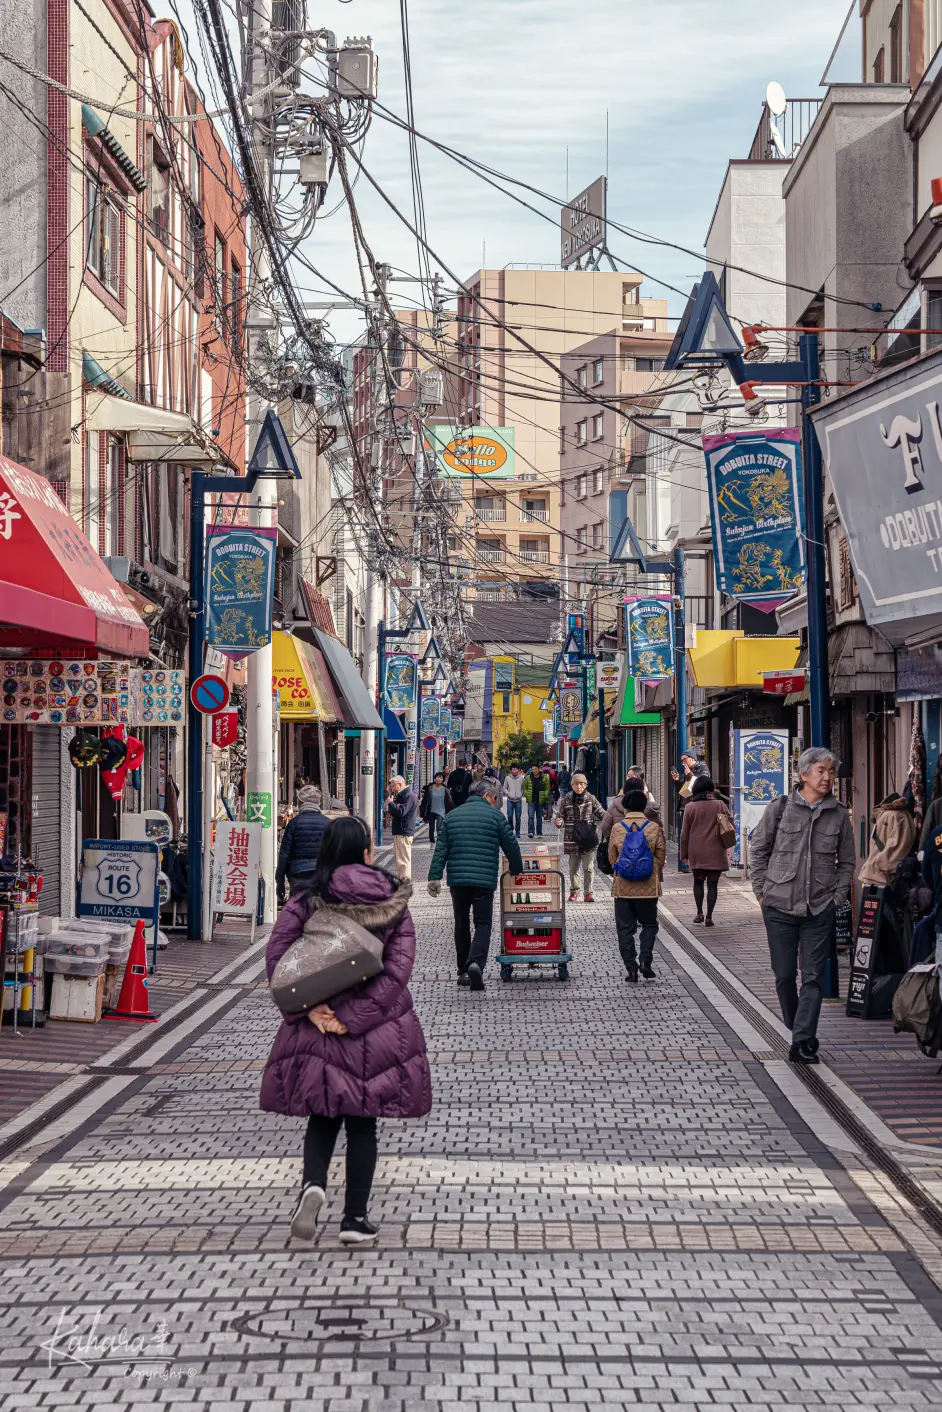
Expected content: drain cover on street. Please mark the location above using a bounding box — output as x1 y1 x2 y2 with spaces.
233 1300 448 1344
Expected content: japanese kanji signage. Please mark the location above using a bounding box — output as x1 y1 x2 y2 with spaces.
211 821 262 916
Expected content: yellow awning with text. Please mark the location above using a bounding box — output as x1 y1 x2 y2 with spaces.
272 631 336 720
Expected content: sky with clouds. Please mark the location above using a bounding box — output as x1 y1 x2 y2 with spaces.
183 0 858 343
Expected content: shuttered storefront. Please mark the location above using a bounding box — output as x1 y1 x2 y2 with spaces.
31 726 62 916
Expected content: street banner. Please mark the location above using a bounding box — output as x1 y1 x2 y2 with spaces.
567 612 586 654
439 706 451 739
559 685 582 725
211 821 262 916
385 654 417 711
702 428 806 611
425 425 515 479
625 597 674 680
543 718 556 745
449 714 463 744
205 526 277 655
730 728 790 867
420 695 440 734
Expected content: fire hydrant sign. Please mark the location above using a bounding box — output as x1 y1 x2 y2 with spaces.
78 840 160 921
211 821 262 916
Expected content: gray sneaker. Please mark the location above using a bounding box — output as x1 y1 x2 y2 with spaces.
289 1183 325 1240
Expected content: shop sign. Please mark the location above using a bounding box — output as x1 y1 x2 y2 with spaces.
559 686 582 725
131 669 185 725
703 428 806 611
425 425 515 479
211 821 262 916
567 612 586 654
205 526 277 655
846 888 886 1017
763 670 806 697
211 708 239 747
625 597 674 680
812 347 942 640
78 839 159 922
730 728 789 867
385 654 417 711
2 659 132 726
247 790 272 829
596 661 623 694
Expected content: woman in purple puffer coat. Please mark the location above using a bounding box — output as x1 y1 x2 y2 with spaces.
261 816 432 1245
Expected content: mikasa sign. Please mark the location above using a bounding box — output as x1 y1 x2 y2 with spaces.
813 347 942 641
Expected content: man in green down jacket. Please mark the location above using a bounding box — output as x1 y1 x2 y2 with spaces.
522 764 550 838
428 779 523 991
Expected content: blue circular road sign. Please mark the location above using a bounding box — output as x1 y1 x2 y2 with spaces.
190 674 230 714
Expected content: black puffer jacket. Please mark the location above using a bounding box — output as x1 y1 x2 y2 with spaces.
276 807 329 888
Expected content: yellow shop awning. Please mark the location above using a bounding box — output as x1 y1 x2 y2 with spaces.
272 631 342 721
687 631 800 690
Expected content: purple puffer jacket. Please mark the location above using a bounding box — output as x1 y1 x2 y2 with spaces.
259 864 432 1120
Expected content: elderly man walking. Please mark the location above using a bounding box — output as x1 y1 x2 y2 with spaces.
427 779 522 991
749 747 855 1066
386 775 418 881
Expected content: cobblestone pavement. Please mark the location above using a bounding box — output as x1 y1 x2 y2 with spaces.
4 828 942 1408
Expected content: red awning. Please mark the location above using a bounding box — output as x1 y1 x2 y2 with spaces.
0 456 149 657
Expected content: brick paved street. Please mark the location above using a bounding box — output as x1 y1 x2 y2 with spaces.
3 827 942 1408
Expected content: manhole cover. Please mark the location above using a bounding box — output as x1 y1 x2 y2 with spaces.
232 1300 448 1345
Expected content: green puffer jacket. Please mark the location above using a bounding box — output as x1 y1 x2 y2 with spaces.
428 796 523 890
522 772 550 805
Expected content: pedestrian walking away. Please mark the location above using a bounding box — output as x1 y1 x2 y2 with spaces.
680 775 733 926
447 761 472 808
262 816 432 1246
556 765 572 796
602 773 662 836
749 747 856 1066
522 764 550 838
276 784 328 906
386 775 418 880
608 787 667 982
502 763 524 837
427 779 523 992
419 772 453 846
555 772 605 902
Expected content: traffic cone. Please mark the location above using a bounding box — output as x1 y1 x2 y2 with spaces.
106 920 159 1022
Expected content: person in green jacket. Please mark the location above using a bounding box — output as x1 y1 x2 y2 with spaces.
521 765 550 838
428 779 523 991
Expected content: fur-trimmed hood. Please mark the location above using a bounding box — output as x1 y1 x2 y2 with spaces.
303 866 412 935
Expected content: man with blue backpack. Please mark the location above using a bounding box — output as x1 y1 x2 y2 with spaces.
607 786 667 982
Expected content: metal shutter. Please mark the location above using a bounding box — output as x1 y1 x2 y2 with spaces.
30 727 61 916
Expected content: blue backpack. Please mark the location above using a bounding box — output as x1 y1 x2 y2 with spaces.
613 821 654 881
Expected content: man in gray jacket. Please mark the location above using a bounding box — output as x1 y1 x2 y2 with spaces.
749 747 856 1066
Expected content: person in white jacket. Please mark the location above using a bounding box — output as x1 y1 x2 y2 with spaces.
502 764 525 838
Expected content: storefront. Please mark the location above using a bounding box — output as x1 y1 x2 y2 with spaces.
271 631 342 810
305 628 384 812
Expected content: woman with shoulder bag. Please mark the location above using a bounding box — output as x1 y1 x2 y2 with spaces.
679 775 734 926
555 772 606 902
261 816 432 1245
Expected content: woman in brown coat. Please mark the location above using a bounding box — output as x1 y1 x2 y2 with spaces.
679 775 730 927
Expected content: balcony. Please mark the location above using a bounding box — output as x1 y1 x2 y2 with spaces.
520 508 549 523
476 546 505 564
747 99 823 161
475 505 506 522
520 548 550 564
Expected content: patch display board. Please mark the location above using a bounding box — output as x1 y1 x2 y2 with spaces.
131 669 185 726
2 660 132 726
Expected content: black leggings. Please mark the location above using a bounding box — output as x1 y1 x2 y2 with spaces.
693 869 721 918
303 1115 378 1218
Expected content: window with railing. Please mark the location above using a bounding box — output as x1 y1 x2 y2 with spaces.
521 498 548 522
476 538 504 563
475 496 506 521
576 525 587 554
576 473 587 500
520 539 550 563
86 176 123 297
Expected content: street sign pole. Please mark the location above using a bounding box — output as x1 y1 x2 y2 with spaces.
801 332 830 750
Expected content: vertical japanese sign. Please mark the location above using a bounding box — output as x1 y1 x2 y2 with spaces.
385 654 417 711
625 597 674 680
702 428 805 611
731 728 790 867
567 611 586 654
205 526 277 655
211 821 262 915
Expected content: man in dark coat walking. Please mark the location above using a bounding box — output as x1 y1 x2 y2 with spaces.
387 775 418 880
447 762 472 808
276 784 328 903
428 779 523 991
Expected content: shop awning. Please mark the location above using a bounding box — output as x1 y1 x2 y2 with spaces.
0 456 149 656
272 631 342 722
312 628 383 731
613 671 661 727
85 389 228 469
383 706 408 743
687 631 800 689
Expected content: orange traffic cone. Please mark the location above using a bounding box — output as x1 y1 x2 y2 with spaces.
107 920 159 1022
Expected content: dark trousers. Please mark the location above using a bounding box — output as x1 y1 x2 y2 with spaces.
506 799 522 835
427 813 444 844
762 903 835 1046
451 885 495 974
614 897 658 968
693 869 721 918
303 1114 378 1218
527 802 543 836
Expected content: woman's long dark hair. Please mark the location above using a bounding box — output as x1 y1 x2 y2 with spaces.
305 815 398 902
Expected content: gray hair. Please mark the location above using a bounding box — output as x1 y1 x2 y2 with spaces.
390 775 406 788
471 779 500 801
797 747 838 779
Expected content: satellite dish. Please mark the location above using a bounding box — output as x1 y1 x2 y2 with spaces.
766 81 787 117
770 125 788 159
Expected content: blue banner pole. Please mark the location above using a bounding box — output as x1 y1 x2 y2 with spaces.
801 332 830 750
377 620 387 845
186 470 207 941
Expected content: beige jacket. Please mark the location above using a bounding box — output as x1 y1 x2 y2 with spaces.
858 796 917 887
608 813 666 899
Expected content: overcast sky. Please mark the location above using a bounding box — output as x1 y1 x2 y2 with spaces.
183 0 858 343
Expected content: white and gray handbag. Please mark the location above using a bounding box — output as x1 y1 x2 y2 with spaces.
270 908 385 1015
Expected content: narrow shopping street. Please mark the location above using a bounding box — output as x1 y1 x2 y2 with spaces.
2 830 942 1410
